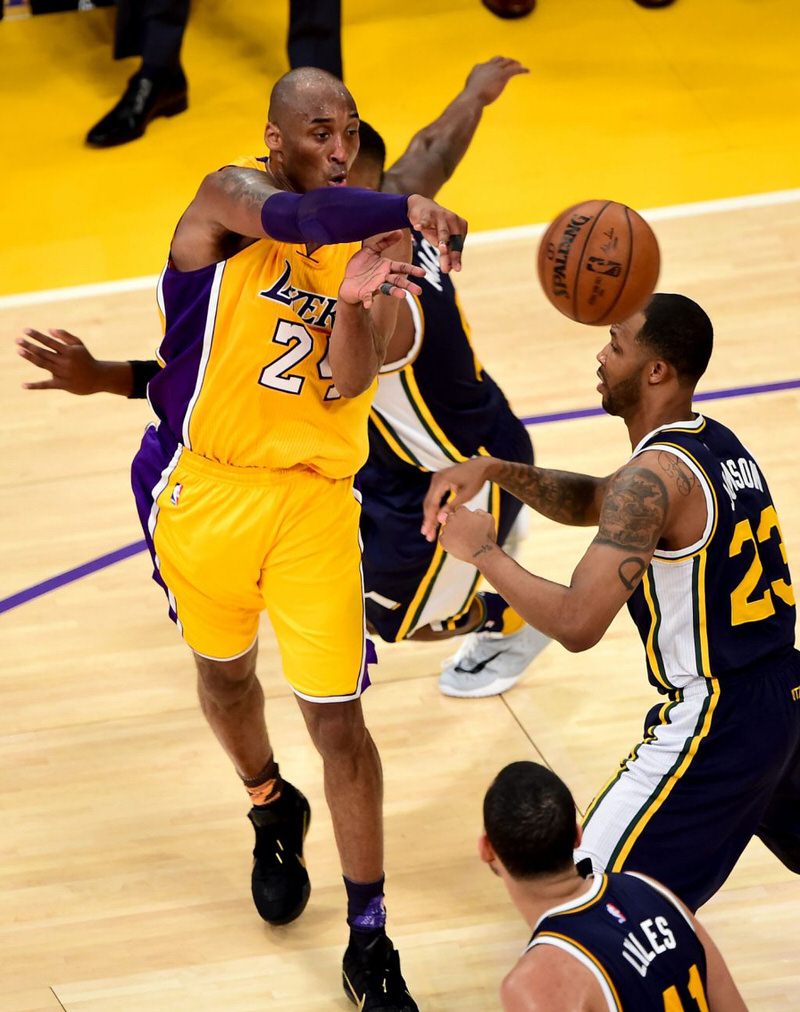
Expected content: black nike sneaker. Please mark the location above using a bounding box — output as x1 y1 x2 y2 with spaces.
342 932 420 1012
248 781 311 925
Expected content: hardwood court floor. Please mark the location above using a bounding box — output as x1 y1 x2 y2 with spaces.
1 199 799 1011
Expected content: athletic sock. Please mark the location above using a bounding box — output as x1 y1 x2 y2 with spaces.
242 758 284 807
474 592 525 635
344 874 386 938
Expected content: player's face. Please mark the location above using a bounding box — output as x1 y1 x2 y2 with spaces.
596 312 648 417
347 154 383 191
266 96 361 193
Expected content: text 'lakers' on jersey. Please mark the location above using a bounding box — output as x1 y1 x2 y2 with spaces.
528 872 708 1012
148 156 370 478
627 415 796 690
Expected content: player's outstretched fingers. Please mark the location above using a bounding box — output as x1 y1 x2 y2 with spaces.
379 275 423 299
363 230 405 254
18 332 59 355
385 259 425 279
436 213 467 273
48 328 84 345
16 338 56 367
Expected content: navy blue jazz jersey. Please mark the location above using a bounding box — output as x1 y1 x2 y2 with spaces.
528 872 709 1011
627 415 796 691
359 230 533 640
366 229 531 471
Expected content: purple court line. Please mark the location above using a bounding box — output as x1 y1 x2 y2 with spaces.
0 540 147 615
520 377 800 427
1 377 799 617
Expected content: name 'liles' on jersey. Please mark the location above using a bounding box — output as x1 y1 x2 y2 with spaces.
527 872 709 1011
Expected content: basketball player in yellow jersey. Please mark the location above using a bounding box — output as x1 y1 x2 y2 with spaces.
144 68 464 1012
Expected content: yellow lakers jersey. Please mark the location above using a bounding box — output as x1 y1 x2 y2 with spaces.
149 156 372 477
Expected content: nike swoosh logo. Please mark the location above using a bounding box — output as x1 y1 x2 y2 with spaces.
343 971 365 1011
455 651 503 674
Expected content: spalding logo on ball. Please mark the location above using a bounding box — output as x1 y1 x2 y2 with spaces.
537 200 660 326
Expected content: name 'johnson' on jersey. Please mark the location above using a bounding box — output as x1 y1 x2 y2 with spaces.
627 415 796 689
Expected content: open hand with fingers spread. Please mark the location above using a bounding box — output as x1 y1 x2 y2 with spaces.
17 328 107 394
17 328 137 397
339 232 425 309
405 195 468 274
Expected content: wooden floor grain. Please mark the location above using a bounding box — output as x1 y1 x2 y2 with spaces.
2 202 799 1010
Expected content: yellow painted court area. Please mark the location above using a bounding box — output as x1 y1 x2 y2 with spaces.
1 0 800 295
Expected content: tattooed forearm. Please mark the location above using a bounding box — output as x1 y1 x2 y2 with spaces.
618 556 647 591
657 451 696 496
595 466 668 552
493 461 605 526
472 542 496 559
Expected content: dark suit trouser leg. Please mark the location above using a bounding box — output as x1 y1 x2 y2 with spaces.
287 0 343 79
114 0 190 71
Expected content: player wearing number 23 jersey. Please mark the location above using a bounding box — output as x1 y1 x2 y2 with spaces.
430 295 800 915
579 411 800 910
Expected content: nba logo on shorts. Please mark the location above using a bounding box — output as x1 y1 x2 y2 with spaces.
606 902 627 924
171 482 183 505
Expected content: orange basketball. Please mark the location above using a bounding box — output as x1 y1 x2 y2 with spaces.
537 200 660 326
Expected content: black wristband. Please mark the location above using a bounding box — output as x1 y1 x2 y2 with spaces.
128 359 160 399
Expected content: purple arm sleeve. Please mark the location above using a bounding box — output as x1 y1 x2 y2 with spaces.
260 187 410 245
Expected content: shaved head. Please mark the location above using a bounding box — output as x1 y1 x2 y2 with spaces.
268 67 356 127
264 67 360 194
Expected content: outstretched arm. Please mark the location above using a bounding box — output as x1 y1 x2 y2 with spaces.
421 456 608 541
172 168 468 273
435 460 669 651
16 329 148 397
381 57 529 199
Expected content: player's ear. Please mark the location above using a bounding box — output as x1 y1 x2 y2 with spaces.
478 832 495 865
648 358 670 385
574 821 583 849
265 120 282 152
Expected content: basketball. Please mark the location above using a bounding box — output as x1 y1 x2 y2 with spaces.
537 200 660 326
481 0 536 19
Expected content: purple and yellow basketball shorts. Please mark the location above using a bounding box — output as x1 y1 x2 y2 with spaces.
131 424 373 702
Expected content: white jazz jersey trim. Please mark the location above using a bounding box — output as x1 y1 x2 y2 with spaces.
630 424 716 689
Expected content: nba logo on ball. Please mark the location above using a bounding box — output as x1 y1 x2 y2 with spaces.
537 200 660 325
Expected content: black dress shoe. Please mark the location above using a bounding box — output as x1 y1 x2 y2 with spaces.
86 70 188 148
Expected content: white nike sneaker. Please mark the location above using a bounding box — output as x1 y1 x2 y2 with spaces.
438 624 551 698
